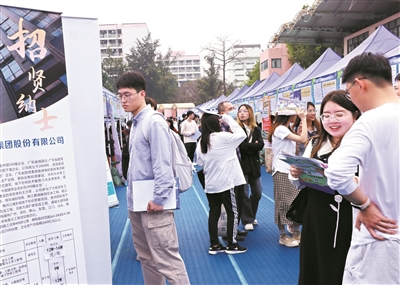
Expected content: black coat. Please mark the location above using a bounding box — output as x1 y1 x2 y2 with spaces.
239 126 264 177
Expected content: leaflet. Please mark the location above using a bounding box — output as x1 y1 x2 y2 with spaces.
280 151 335 194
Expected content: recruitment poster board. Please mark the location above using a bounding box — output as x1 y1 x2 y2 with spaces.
293 79 313 103
388 55 400 83
312 73 337 104
0 5 112 285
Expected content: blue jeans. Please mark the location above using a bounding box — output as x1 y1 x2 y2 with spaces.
241 174 262 225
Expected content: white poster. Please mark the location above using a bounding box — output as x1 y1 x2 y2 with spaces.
0 6 111 285
1 98 87 285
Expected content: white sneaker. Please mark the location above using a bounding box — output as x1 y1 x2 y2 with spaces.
244 223 254 231
279 235 299 247
253 219 258 226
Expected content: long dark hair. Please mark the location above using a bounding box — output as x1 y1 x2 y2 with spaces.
267 115 293 143
200 113 221 154
166 118 177 132
310 90 361 158
293 102 321 136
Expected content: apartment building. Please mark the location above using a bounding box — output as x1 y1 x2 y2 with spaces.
99 23 149 62
226 44 262 87
168 51 201 86
259 43 292 80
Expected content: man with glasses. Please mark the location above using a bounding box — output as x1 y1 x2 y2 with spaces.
216 101 248 239
116 71 190 285
325 52 399 284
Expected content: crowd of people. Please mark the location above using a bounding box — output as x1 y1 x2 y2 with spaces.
112 52 399 285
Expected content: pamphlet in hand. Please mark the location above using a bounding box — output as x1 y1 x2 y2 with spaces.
190 129 202 141
280 151 335 194
276 98 307 115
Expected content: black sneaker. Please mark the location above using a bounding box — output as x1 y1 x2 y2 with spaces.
225 243 247 254
237 230 248 236
208 244 226 255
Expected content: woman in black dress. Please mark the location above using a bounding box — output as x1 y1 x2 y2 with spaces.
289 90 361 285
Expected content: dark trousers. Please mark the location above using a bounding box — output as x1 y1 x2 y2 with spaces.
184 142 196 162
234 185 245 225
241 174 263 225
206 189 238 246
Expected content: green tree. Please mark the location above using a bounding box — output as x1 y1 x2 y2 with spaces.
125 33 177 103
244 60 260 86
101 47 127 93
286 43 328 69
197 54 223 103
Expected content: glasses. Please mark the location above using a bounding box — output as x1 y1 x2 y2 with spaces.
307 109 316 113
320 112 347 123
345 77 367 100
117 91 140 101
238 109 249 113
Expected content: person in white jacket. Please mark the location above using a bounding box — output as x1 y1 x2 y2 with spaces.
196 112 247 255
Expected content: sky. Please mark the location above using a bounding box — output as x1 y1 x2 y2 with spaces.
1 0 316 55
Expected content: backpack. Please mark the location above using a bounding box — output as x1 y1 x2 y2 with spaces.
142 110 194 192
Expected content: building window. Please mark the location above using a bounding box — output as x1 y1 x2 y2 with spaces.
271 58 281 68
383 17 400 37
9 8 40 21
1 59 23 82
1 18 19 36
0 44 11 64
51 26 63 37
261 60 268 71
36 14 58 29
347 31 369 53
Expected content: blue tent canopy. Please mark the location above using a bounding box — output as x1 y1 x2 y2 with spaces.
240 72 281 100
224 87 241 102
206 95 227 110
280 48 342 90
226 85 250 102
386 44 400 58
315 26 400 79
230 80 262 102
263 63 305 95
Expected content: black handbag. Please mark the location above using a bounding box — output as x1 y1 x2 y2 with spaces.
286 188 308 223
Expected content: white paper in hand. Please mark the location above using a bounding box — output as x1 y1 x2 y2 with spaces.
132 180 179 212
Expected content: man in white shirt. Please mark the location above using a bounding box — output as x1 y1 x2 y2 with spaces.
180 110 198 162
325 52 399 284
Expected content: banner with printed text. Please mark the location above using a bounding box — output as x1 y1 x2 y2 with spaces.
0 6 88 284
